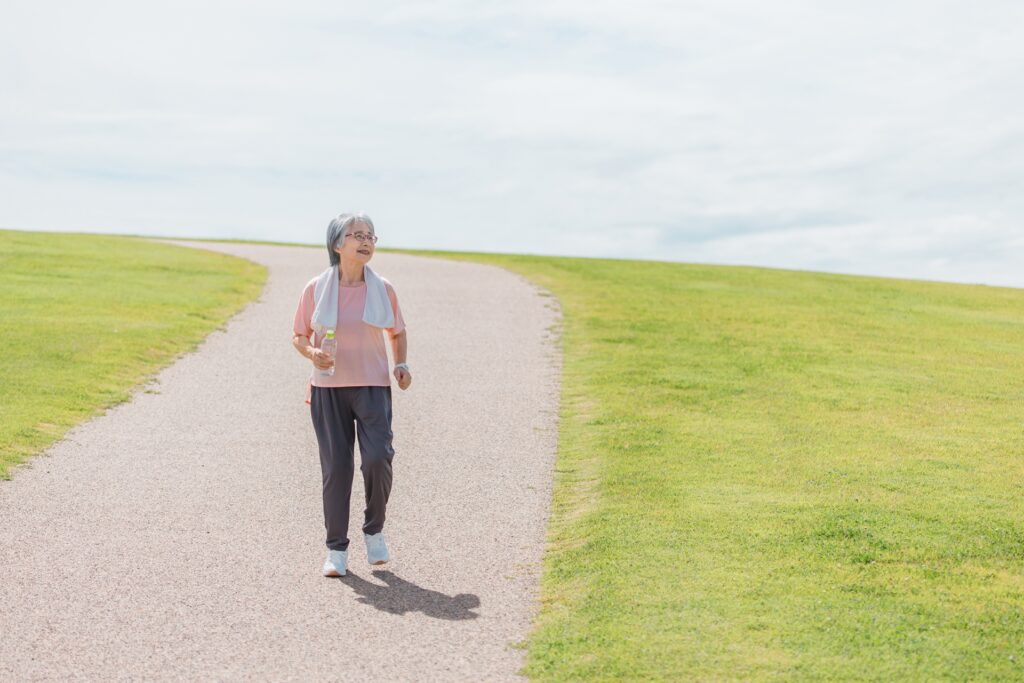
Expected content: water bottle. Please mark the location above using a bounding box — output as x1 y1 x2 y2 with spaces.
319 329 337 377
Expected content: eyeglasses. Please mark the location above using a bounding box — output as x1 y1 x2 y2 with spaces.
345 232 378 244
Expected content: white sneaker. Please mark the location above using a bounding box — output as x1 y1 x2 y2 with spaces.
364 532 390 565
323 549 348 577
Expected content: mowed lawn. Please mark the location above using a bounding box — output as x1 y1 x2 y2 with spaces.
0 230 266 479
397 249 1024 681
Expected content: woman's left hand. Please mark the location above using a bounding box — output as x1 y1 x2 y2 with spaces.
394 367 412 390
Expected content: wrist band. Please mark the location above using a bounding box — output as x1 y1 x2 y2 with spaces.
395 363 410 371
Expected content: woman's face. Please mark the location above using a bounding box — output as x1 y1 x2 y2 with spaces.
334 221 376 264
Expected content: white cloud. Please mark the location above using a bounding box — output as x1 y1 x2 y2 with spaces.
1 1 1022 286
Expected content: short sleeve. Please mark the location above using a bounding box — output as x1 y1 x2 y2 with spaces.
385 282 406 337
293 280 315 338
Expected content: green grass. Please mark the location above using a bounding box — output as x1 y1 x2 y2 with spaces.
0 229 266 479
390 248 1024 681
6 231 1023 678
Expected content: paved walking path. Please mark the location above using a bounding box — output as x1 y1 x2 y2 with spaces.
0 242 561 681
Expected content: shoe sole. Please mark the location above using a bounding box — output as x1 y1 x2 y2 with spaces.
369 559 388 566
323 567 346 577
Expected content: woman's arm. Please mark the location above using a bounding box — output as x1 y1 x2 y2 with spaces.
390 330 411 389
390 330 407 365
292 334 333 370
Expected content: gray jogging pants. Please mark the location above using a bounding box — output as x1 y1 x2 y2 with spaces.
309 385 395 551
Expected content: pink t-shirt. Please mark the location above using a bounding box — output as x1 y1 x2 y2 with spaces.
293 275 406 403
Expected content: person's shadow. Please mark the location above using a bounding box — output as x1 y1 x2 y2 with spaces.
336 570 480 620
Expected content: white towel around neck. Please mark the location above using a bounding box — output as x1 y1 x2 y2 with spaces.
310 264 395 337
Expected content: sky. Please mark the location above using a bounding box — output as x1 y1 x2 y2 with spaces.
2 1 1023 287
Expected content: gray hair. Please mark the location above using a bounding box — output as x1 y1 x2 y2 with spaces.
326 212 376 265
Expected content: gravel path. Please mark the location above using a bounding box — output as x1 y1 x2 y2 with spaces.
0 242 562 681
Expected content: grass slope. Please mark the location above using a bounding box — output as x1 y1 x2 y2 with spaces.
394 249 1024 681
0 230 266 479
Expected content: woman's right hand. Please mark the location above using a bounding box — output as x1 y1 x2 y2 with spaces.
310 348 335 370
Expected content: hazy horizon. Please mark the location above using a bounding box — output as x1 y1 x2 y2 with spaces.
3 223 1017 291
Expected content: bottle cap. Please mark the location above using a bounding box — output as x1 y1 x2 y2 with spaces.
325 329 335 338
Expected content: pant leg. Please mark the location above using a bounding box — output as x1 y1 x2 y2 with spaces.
310 386 356 551
352 386 395 536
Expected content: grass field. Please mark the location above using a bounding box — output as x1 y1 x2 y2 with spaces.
4 232 1023 679
0 230 266 479
394 248 1024 681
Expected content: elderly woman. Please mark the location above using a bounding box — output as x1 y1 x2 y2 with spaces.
291 212 412 577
